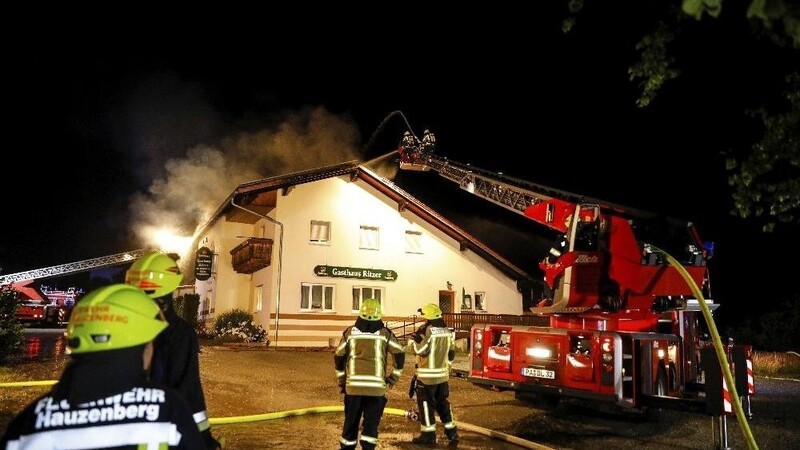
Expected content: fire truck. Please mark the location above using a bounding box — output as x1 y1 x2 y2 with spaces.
396 128 754 416
13 285 83 327
1 249 149 327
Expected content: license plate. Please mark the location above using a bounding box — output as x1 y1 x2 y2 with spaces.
521 367 555 379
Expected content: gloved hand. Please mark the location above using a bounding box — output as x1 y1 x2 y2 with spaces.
412 332 424 344
408 375 418 399
384 377 395 388
339 383 346 394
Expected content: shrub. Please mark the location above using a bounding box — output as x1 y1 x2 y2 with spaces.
213 308 268 344
174 293 200 329
0 287 25 364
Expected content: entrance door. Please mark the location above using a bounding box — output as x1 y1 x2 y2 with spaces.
438 290 455 314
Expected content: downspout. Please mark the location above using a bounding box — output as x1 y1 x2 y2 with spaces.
231 196 284 347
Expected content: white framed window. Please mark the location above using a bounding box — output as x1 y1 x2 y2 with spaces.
359 225 379 250
352 286 384 312
474 291 487 311
405 230 423 254
310 220 331 245
461 293 473 311
254 284 263 312
300 283 335 311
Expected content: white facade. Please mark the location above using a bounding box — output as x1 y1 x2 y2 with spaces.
194 166 525 347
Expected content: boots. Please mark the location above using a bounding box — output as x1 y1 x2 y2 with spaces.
445 428 460 447
411 431 437 446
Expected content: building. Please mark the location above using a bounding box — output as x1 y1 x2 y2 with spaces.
191 160 534 347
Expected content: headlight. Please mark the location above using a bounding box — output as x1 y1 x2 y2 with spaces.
474 341 482 350
602 353 613 363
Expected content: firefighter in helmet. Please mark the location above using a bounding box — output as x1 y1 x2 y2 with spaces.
410 303 459 447
0 284 204 449
399 131 419 164
421 128 436 154
334 299 406 450
125 251 222 450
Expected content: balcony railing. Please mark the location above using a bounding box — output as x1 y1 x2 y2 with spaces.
230 238 273 274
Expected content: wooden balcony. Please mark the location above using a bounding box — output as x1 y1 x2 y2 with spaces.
230 238 273 274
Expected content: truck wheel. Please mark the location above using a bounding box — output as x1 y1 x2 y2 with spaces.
598 282 623 312
599 293 623 312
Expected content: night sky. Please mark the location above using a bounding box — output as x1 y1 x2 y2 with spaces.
2 5 797 329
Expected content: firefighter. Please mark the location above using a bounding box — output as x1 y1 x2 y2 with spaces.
399 130 419 163
334 299 406 450
125 251 222 450
410 303 459 447
538 232 569 306
421 128 436 154
0 284 204 449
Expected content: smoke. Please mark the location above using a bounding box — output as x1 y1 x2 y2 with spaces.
129 106 362 253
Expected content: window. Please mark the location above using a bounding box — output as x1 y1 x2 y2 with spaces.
405 230 423 254
254 285 263 312
352 286 384 312
359 225 379 250
300 283 335 311
474 292 486 311
461 294 472 310
310 220 331 245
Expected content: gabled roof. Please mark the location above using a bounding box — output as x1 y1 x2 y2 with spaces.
200 160 532 282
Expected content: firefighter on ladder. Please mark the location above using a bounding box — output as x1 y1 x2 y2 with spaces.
538 232 568 307
410 303 460 447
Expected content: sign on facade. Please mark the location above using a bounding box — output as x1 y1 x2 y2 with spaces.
313 265 397 281
195 247 214 281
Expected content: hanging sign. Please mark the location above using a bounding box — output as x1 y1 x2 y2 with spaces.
313 265 397 281
195 247 214 281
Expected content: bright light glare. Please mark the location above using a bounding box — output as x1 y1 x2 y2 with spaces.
526 347 552 358
145 226 194 255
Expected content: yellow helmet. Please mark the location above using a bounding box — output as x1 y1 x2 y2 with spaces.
359 299 382 321
66 284 167 354
419 303 442 320
125 251 183 298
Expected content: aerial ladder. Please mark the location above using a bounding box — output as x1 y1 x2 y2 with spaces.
397 129 712 316
0 249 149 286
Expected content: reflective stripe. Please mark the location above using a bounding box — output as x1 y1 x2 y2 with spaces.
193 410 210 431
9 422 181 449
192 411 208 423
340 437 358 446
361 434 378 444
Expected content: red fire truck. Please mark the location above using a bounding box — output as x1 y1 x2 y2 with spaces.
2 250 148 327
397 128 754 416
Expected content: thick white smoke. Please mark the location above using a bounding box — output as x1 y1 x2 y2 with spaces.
128 106 362 254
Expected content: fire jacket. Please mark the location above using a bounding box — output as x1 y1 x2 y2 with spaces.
0 383 203 449
412 322 455 386
334 318 406 396
151 302 218 448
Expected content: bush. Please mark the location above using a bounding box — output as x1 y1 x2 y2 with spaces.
174 293 200 329
213 308 268 344
0 287 25 364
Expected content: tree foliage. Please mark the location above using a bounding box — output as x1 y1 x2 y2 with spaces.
0 286 25 364
727 73 800 232
564 0 800 232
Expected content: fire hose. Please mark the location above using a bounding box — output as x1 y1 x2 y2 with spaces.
0 380 554 449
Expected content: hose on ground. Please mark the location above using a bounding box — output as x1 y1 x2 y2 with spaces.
208 404 555 449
